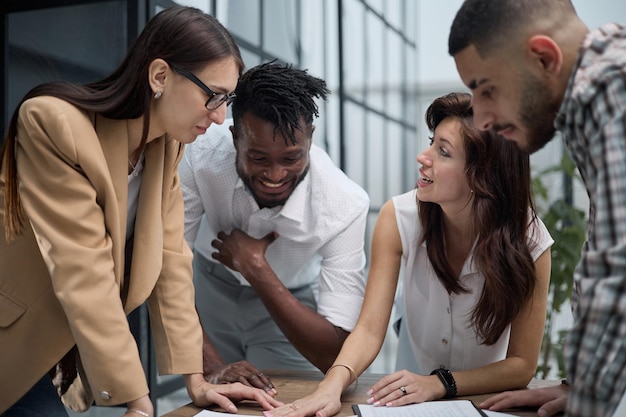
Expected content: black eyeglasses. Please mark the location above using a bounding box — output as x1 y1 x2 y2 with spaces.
173 66 236 110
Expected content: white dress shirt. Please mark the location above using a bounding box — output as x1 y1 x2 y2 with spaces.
393 189 554 373
179 120 370 331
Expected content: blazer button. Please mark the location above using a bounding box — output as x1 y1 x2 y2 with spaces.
99 391 112 400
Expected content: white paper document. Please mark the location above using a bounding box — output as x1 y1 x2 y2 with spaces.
193 410 231 416
353 400 487 417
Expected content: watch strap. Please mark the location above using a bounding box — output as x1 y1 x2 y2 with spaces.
430 368 457 398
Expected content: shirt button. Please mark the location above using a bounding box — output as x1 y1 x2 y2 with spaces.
442 338 448 345
99 391 112 400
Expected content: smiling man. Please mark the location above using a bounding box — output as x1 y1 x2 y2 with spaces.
448 1 626 416
179 62 369 392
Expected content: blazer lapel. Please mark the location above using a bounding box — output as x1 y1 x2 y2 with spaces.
95 114 128 290
124 137 165 311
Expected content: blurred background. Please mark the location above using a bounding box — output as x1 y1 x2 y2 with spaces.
2 0 624 415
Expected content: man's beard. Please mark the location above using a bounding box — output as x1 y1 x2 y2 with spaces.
238 163 310 209
519 72 561 154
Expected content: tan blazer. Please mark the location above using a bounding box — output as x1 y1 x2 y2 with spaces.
0 96 203 411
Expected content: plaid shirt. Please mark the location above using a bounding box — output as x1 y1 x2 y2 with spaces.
556 23 626 417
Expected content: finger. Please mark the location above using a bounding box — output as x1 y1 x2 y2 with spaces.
316 408 330 417
257 372 277 394
234 374 254 387
378 386 407 407
370 380 402 404
480 392 508 409
204 391 238 414
481 392 530 411
253 390 284 410
538 397 568 417
369 372 402 395
262 231 279 243
246 373 272 392
245 370 275 391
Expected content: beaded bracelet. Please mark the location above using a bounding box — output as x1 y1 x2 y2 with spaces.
326 363 359 392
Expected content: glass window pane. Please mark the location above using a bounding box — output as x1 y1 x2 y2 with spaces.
344 102 366 189
386 0 402 30
404 47 418 121
301 0 326 77
386 32 404 116
365 11 385 113
404 0 417 43
263 0 298 64
366 113 385 207
367 0 384 16
224 0 260 46
321 95 341 163
170 0 213 13
7 1 126 129
343 0 365 101
386 122 407 197
240 49 262 69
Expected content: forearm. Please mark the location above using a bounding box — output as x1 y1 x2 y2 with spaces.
331 320 388 377
246 263 346 371
452 356 537 396
201 326 226 372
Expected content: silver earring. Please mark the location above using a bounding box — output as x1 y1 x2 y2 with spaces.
154 90 162 99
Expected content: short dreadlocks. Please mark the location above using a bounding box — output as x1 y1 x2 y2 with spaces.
231 61 330 145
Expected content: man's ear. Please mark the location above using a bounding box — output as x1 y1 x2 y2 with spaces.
229 125 238 147
307 125 316 150
527 35 563 78
148 58 169 94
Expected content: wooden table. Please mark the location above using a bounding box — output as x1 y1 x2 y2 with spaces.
161 370 562 417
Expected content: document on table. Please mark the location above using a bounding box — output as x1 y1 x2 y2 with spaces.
191 402 515 417
192 409 356 417
193 410 235 416
353 400 489 417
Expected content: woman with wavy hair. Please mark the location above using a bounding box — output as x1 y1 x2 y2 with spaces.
266 92 553 417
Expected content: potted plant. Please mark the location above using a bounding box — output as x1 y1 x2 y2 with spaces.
532 153 587 379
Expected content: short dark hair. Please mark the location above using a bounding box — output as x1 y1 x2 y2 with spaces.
448 0 577 57
231 62 330 146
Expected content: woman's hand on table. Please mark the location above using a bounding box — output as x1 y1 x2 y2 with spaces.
366 370 444 406
186 374 283 413
480 385 569 417
261 388 342 417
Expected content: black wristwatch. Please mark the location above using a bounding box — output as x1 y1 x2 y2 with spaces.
430 368 457 398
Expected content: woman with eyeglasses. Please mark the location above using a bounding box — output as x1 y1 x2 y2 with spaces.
0 6 282 417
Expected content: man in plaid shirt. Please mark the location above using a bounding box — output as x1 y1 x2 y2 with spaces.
448 1 626 416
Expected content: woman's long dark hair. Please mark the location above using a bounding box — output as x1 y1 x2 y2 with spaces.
418 92 538 345
1 6 244 240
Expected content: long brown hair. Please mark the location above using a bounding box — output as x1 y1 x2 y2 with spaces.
418 92 538 345
1 6 244 240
